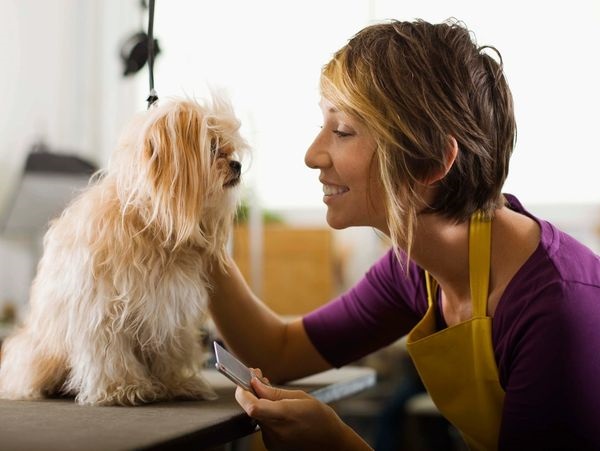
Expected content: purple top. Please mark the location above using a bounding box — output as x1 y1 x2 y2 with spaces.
303 195 600 449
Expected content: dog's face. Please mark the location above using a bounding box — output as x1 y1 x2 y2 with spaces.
110 96 248 255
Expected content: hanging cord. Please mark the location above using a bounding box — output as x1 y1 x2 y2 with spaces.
146 0 158 108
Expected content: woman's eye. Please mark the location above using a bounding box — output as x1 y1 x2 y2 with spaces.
333 129 353 138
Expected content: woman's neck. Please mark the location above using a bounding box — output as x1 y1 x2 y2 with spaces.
399 206 541 321
411 213 471 306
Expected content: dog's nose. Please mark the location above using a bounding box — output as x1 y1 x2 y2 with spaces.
229 160 241 175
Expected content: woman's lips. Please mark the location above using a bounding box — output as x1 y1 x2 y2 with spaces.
322 183 350 196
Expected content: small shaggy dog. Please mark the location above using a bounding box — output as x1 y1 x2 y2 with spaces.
0 96 247 405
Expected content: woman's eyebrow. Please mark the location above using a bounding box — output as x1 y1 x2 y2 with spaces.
318 100 340 114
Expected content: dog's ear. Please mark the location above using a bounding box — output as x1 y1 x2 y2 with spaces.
140 101 213 248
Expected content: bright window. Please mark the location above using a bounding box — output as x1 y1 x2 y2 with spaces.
137 0 600 210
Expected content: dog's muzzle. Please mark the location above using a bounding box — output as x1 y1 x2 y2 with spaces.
225 160 242 187
229 160 241 175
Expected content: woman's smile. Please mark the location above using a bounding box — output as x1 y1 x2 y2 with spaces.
322 182 350 202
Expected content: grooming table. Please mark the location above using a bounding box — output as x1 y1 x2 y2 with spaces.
0 366 376 450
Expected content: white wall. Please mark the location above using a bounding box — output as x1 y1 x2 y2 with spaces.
0 0 141 308
0 0 141 198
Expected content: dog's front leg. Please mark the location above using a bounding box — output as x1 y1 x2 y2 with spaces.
149 329 216 401
67 330 166 406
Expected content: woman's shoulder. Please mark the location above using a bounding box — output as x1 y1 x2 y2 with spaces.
365 248 428 314
494 195 600 386
503 193 600 288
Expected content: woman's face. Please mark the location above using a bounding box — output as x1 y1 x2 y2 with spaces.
305 98 387 231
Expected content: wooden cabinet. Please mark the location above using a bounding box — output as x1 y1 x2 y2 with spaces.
232 225 335 315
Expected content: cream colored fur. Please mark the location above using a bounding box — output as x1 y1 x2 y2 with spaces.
0 96 247 405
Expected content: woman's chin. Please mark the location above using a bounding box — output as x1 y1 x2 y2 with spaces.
325 212 346 230
325 211 387 232
325 210 362 230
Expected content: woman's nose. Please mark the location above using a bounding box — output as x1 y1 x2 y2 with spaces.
305 133 330 169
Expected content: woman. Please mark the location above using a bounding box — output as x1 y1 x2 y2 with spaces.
209 19 600 450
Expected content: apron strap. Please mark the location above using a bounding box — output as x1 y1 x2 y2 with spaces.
425 270 437 308
469 211 492 317
424 210 491 316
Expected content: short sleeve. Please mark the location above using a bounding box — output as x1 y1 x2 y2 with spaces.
302 249 425 367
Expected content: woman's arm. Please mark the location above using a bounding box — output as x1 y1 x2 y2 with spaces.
208 257 331 383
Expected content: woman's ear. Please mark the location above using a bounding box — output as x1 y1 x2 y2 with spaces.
425 136 458 185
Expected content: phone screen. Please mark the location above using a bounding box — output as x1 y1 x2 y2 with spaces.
213 341 253 392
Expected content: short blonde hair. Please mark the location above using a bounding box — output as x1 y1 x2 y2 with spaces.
321 19 516 259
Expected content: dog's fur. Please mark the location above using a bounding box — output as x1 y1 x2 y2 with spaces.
0 96 247 405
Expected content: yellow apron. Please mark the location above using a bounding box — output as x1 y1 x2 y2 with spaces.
406 211 505 450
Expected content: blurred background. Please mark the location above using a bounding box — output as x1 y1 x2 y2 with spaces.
0 0 598 449
1 0 599 319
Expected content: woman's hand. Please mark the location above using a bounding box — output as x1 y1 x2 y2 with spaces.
235 370 372 451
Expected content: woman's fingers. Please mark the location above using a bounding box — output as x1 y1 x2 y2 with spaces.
235 384 262 416
252 377 309 400
235 385 287 421
249 367 270 385
249 367 263 378
235 378 312 421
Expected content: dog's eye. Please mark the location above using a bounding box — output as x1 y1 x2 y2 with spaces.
210 140 229 160
210 139 218 155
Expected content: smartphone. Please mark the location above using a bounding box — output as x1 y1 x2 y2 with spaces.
213 341 254 392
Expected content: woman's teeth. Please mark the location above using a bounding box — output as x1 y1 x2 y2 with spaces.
323 184 349 196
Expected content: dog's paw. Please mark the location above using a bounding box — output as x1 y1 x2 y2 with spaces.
76 382 167 406
167 376 217 401
0 383 44 401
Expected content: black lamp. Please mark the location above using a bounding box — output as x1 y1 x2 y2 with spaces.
120 0 160 77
